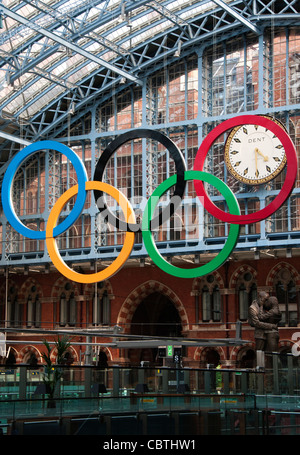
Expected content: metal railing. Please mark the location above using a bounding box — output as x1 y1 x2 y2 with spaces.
1 352 300 435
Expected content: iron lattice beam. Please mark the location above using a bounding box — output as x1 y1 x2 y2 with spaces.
0 0 298 144
212 0 260 33
0 5 143 86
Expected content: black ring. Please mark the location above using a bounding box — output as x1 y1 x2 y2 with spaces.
93 129 186 232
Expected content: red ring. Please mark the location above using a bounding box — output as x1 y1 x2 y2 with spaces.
193 115 298 224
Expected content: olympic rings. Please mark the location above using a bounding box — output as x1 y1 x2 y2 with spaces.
193 115 298 224
1 116 297 283
1 141 88 240
46 181 136 283
142 171 240 278
93 129 186 232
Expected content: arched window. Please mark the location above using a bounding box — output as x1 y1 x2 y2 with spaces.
60 292 67 327
8 296 21 327
26 286 41 328
276 279 298 326
69 292 77 327
194 274 223 323
236 271 257 321
239 283 257 321
202 283 221 322
59 290 77 327
270 266 299 327
93 288 110 326
7 285 22 328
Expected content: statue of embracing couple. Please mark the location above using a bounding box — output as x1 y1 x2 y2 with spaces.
248 291 282 352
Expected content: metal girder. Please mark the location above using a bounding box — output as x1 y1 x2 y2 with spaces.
0 131 31 146
0 5 143 86
2 327 249 348
22 0 130 58
2 2 254 136
0 0 111 46
147 0 193 37
0 0 298 142
0 48 80 93
29 67 80 91
254 0 299 15
212 0 260 33
0 0 139 84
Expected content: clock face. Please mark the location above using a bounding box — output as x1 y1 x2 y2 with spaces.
224 123 287 185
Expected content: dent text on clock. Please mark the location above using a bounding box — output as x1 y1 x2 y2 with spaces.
248 137 266 143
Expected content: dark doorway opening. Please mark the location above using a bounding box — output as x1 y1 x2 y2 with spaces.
129 292 182 365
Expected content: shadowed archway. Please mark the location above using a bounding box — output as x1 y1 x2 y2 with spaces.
129 292 182 365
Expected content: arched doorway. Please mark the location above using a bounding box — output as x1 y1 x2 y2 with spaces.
238 349 255 368
98 351 109 368
5 350 16 366
204 349 220 368
24 352 38 368
129 292 182 365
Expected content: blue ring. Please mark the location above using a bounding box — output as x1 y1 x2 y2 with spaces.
1 140 88 240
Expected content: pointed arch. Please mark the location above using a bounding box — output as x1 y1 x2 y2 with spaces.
266 262 300 288
99 346 113 362
194 346 226 363
51 276 80 299
230 264 257 289
41 343 78 364
19 277 44 301
192 270 224 293
19 345 43 363
52 345 78 364
117 280 189 333
230 343 255 363
83 280 114 299
6 346 18 363
0 279 18 297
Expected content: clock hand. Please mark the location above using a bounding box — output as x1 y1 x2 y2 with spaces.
255 147 269 161
255 148 258 177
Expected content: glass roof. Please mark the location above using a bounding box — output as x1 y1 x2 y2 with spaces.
0 0 237 121
0 0 298 153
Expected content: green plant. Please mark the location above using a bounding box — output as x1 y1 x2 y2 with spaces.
41 336 71 406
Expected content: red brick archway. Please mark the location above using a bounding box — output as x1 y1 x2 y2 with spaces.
266 262 300 287
194 346 226 364
117 280 189 333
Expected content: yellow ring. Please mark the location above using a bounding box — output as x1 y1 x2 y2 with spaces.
46 180 136 283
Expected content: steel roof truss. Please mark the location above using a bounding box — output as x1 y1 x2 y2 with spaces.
147 0 192 39
212 0 260 33
1 5 143 86
1 0 297 139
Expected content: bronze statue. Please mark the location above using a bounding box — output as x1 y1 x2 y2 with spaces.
248 291 281 351
259 296 281 352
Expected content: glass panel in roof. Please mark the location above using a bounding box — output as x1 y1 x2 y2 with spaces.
18 85 65 119
0 0 235 124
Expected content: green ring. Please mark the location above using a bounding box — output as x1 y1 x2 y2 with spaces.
142 170 240 278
